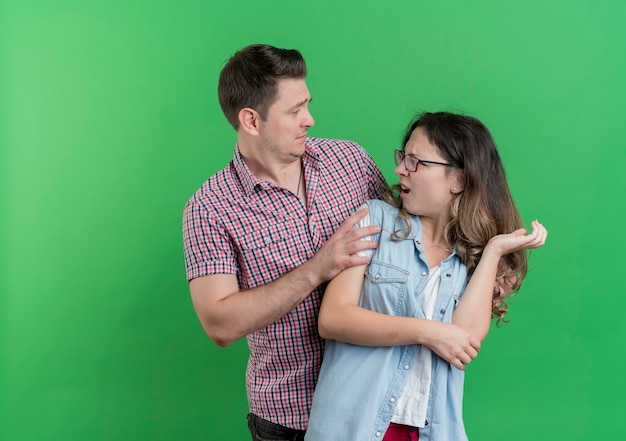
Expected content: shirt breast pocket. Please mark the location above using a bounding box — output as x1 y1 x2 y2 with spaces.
239 223 300 278
361 261 411 316
240 223 293 250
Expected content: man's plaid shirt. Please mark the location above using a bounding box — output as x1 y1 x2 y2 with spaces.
183 137 386 429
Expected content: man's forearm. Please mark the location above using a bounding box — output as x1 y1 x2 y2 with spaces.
194 259 326 346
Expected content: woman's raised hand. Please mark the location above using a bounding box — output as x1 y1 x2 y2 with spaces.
486 219 548 258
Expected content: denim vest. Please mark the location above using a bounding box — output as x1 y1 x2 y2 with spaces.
306 200 469 441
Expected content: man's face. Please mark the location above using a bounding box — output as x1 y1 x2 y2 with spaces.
257 78 315 162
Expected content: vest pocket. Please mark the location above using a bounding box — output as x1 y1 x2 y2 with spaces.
362 261 410 316
365 260 410 283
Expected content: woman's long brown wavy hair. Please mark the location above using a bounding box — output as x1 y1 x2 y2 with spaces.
383 112 528 322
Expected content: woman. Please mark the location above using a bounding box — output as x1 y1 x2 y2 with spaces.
305 112 548 441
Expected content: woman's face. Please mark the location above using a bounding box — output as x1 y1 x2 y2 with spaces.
394 127 463 220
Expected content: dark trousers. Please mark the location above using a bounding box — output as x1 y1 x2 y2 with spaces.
247 413 306 441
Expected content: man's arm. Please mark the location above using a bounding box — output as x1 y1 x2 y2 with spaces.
189 208 382 347
190 270 317 347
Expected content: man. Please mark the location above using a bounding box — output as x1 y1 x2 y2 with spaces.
183 44 496 440
183 44 386 440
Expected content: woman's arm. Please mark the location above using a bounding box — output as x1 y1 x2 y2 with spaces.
319 264 481 369
453 219 548 342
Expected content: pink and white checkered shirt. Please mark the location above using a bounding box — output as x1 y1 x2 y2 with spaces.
183 137 385 429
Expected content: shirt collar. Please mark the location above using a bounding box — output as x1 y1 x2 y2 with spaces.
231 138 321 197
232 145 262 196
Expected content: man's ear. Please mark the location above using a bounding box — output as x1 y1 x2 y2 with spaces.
238 107 261 136
451 170 466 194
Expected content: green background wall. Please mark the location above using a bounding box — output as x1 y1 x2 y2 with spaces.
1 0 624 439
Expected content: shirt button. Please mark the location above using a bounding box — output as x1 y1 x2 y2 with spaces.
375 432 382 437
403 364 410 370
440 309 446 314
374 274 380 279
389 397 396 403
421 271 427 276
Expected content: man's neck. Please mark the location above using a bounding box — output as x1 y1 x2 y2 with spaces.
238 142 302 189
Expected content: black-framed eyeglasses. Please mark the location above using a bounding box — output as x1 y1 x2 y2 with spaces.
394 150 452 172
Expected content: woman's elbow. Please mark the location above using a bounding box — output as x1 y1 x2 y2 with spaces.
468 324 490 344
317 313 339 340
452 319 489 344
